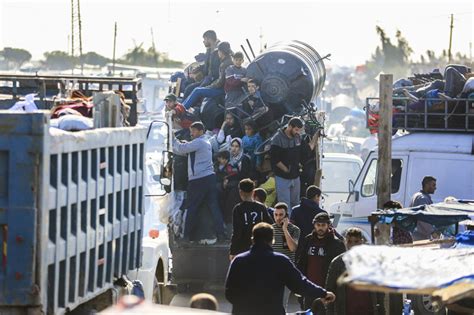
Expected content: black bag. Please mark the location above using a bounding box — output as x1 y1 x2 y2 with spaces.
444 66 466 97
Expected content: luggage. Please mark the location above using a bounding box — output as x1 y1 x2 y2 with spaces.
444 66 466 97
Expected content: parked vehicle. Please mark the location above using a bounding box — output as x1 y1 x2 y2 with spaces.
0 75 174 314
320 153 363 209
329 132 474 241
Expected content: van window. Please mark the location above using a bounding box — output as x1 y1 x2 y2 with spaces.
362 159 377 197
361 158 403 196
391 159 403 193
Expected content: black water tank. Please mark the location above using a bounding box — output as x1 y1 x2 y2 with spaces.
246 40 326 113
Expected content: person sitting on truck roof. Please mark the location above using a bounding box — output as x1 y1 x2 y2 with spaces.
409 175 438 241
241 79 266 117
183 30 221 99
225 222 336 315
213 111 243 150
182 41 234 110
229 179 273 261
172 121 227 242
164 93 196 135
224 51 248 107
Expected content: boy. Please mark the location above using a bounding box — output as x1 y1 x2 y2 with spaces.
242 121 262 167
224 51 247 107
242 79 265 116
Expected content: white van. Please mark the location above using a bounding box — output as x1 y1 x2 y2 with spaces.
329 132 474 239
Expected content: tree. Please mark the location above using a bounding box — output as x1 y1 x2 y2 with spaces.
42 51 78 70
120 42 183 68
365 26 413 80
82 51 109 66
0 47 32 69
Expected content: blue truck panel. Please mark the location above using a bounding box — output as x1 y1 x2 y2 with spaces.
0 111 146 314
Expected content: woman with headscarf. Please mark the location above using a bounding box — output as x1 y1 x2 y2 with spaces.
221 138 253 226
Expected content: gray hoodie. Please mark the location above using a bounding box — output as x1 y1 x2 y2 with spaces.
172 135 214 181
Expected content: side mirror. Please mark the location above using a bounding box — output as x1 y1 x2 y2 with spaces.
348 179 354 193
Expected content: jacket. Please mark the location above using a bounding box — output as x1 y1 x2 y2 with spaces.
172 135 214 181
208 55 233 89
325 253 385 315
296 232 346 280
290 198 326 242
230 201 273 255
225 243 327 315
270 128 312 179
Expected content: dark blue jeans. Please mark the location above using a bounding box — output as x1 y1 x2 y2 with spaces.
182 87 225 109
184 174 225 240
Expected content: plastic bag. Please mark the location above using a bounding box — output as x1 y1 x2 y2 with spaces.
8 93 38 112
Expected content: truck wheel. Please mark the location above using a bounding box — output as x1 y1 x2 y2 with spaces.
408 294 446 315
152 277 162 304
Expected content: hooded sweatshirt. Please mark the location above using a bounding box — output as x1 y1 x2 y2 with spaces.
172 135 214 181
270 128 311 179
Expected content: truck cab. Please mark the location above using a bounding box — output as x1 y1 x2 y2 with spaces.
329 132 474 239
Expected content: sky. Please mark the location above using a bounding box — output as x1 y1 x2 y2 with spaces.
0 0 472 67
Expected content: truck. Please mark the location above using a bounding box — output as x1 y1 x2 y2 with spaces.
0 74 173 314
329 97 474 241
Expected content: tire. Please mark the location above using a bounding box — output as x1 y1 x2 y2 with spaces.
152 277 162 304
409 294 446 315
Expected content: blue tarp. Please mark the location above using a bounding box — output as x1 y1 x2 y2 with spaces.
373 202 474 232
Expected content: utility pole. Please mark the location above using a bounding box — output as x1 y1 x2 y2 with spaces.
376 74 393 243
77 0 83 74
71 0 83 74
448 14 453 63
377 74 394 315
112 22 117 76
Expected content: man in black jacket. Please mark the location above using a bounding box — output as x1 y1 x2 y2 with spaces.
296 212 345 310
270 117 317 209
229 179 273 261
291 185 326 243
226 222 336 315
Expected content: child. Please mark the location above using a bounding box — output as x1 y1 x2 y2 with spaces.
242 121 262 167
242 79 265 116
224 52 247 107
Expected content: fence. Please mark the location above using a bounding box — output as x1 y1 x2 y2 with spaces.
0 111 146 314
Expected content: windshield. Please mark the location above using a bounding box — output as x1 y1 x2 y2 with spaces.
322 160 361 192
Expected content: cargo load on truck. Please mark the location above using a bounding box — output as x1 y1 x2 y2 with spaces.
366 65 474 133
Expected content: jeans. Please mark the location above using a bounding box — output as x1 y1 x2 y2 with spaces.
184 174 225 240
182 87 225 109
275 176 301 212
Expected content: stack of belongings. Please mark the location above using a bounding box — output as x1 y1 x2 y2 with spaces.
49 90 131 131
368 64 474 131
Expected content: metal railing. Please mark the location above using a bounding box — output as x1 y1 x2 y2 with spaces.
366 97 474 132
0 74 140 125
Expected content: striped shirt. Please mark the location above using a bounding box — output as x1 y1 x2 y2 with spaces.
271 223 300 262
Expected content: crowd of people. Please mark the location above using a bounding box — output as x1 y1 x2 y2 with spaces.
166 29 451 315
168 29 321 242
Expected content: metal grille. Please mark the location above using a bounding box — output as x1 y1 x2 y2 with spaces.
366 97 474 133
0 111 146 314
